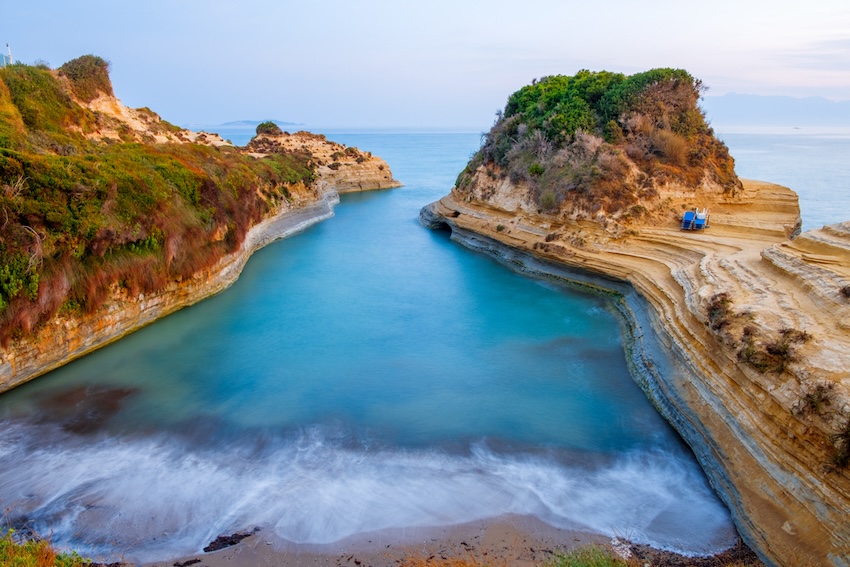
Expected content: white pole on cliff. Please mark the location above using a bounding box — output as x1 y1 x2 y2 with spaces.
5 44 10 65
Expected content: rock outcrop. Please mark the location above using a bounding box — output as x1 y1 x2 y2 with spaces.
421 180 850 567
246 131 402 193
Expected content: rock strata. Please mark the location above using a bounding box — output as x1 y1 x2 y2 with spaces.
246 131 402 193
421 180 850 567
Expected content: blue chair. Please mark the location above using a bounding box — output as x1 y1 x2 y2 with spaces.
681 210 695 230
694 208 708 230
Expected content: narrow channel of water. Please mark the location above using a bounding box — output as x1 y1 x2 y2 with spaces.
0 132 735 562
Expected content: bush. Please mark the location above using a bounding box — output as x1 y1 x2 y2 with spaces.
528 162 545 176
707 292 732 330
830 416 850 470
539 189 557 211
58 54 113 102
738 326 811 374
547 544 632 567
0 529 89 567
255 121 283 136
795 381 835 416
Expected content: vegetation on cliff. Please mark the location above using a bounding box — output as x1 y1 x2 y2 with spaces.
456 69 741 220
0 529 88 567
0 57 314 345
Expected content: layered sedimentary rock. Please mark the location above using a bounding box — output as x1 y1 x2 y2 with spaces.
246 130 401 193
421 179 850 567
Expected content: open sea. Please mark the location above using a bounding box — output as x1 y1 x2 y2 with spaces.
0 125 846 563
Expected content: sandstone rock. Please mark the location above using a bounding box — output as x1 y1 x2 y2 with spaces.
421 181 850 567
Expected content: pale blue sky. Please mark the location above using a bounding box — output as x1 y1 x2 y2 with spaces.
5 0 850 128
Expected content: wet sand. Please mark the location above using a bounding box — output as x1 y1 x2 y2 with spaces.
142 515 763 567
143 515 605 567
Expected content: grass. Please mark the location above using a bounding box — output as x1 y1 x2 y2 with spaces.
547 545 633 566
0 530 89 567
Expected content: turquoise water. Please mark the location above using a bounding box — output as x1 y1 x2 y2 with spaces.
718 129 850 231
0 132 738 562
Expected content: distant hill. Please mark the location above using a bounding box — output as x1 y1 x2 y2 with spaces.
219 119 302 128
702 93 850 128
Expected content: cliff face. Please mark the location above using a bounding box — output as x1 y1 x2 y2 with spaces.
421 69 850 566
0 55 399 391
421 181 850 567
0 190 337 391
0 58 401 393
0 137 399 392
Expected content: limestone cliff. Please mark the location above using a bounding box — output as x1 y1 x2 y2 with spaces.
422 182 850 567
0 149 398 393
0 57 401 393
0 190 337 392
421 69 850 567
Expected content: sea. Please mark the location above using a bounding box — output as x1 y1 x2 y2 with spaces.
0 125 846 563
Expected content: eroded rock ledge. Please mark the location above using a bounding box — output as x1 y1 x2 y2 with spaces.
421 181 850 567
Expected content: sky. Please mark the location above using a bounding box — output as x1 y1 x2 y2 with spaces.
5 0 850 129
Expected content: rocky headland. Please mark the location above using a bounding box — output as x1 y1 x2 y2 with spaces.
422 70 850 567
0 56 400 392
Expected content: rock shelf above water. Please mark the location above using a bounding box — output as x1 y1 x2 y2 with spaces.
421 179 850 567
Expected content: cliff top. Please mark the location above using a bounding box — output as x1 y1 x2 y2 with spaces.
456 69 745 236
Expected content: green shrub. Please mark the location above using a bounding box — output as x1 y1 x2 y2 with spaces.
468 66 740 215
1 64 89 133
255 121 283 136
0 529 89 567
830 417 850 469
707 292 732 330
539 189 557 211
546 544 631 567
58 54 113 102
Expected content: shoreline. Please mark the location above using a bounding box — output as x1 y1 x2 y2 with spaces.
418 183 850 566
425 222 757 550
0 189 340 393
0 126 403 395
143 514 761 567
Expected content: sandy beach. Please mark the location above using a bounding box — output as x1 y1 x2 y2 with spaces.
143 516 597 567
141 515 761 567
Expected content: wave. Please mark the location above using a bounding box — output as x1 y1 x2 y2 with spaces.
0 420 735 563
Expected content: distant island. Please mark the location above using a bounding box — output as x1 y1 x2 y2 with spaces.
218 119 304 128
422 68 850 567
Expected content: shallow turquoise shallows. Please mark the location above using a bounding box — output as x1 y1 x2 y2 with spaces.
0 132 737 563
